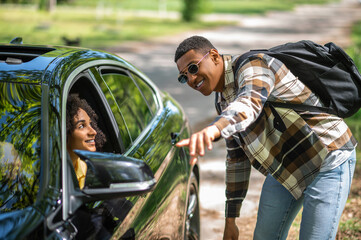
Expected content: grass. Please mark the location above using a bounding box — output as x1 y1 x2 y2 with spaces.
63 0 338 14
205 0 338 14
0 5 229 49
0 0 339 49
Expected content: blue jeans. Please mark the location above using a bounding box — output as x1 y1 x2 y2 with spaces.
254 150 356 240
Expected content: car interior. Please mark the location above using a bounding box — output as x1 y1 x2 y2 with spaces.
68 70 123 154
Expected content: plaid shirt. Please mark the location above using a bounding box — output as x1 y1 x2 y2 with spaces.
213 54 357 218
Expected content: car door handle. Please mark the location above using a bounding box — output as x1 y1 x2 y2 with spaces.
170 132 180 145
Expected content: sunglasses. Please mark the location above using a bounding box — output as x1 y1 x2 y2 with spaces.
178 51 209 84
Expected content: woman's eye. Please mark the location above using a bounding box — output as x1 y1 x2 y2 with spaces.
78 124 84 129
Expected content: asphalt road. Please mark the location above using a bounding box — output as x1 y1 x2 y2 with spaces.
109 0 361 238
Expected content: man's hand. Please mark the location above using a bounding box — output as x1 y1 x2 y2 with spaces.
223 217 239 240
175 125 221 165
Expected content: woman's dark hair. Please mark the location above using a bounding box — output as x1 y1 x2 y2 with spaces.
174 35 216 62
66 93 106 150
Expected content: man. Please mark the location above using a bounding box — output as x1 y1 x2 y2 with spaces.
175 36 357 240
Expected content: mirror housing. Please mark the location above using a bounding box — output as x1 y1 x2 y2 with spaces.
73 150 156 200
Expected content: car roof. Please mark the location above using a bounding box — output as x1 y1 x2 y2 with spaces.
0 44 132 85
0 44 81 84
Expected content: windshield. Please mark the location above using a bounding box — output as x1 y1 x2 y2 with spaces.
0 81 42 212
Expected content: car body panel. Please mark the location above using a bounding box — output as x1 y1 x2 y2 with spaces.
113 97 190 239
0 207 44 239
0 44 199 239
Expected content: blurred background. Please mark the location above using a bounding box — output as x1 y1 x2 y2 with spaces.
0 0 355 48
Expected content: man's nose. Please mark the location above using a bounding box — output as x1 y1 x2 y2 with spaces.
186 73 197 86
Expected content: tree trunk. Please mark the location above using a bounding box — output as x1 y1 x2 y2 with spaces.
39 0 57 12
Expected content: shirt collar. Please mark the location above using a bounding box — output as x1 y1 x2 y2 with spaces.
222 54 237 104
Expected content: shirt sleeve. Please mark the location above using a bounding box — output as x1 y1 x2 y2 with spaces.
224 136 251 218
213 56 276 139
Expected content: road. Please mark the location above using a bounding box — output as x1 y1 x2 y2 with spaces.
108 0 361 238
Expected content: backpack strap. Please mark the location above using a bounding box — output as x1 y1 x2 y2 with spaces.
265 101 337 115
234 50 338 116
233 50 269 73
215 92 222 115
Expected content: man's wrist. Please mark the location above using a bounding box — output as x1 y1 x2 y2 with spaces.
209 124 222 141
209 125 221 139
225 217 236 223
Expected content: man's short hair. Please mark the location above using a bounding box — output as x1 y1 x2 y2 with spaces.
174 35 216 62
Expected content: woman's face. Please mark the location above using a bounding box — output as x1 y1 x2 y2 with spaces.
67 108 97 153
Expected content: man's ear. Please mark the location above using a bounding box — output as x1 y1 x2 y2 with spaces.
209 49 221 64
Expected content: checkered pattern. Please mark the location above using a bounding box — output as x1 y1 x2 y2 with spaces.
214 54 357 218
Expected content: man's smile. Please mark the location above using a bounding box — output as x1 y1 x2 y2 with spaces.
196 79 205 89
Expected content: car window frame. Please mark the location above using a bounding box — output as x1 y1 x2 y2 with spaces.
61 63 123 220
100 69 149 144
61 60 164 220
89 67 134 150
94 65 163 154
69 70 124 153
122 70 163 155
99 66 156 116
130 72 159 116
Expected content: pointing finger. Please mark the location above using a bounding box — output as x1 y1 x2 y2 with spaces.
175 138 190 147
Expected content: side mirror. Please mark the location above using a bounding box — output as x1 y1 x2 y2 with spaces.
73 150 156 200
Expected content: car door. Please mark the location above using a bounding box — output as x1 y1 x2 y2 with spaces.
90 66 190 239
57 66 154 240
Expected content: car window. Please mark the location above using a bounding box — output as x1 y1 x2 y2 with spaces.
0 82 42 212
93 74 132 150
101 71 153 146
69 73 123 154
131 73 158 115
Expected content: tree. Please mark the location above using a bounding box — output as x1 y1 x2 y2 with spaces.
182 0 200 22
38 0 57 12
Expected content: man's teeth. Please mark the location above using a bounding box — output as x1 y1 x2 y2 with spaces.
86 140 95 143
196 80 204 88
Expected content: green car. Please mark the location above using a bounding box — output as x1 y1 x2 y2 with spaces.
0 41 200 239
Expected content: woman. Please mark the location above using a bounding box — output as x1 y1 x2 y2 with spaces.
66 94 135 239
66 93 106 188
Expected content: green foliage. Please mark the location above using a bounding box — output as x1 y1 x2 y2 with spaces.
0 6 228 49
0 0 32 3
0 0 341 46
344 21 361 151
0 0 339 14
182 0 200 22
338 22 361 237
38 0 47 10
351 20 361 45
345 117 361 152
338 218 361 236
206 0 337 14
348 21 361 70
56 0 339 13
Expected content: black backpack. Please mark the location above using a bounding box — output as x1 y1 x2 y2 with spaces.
233 40 361 118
